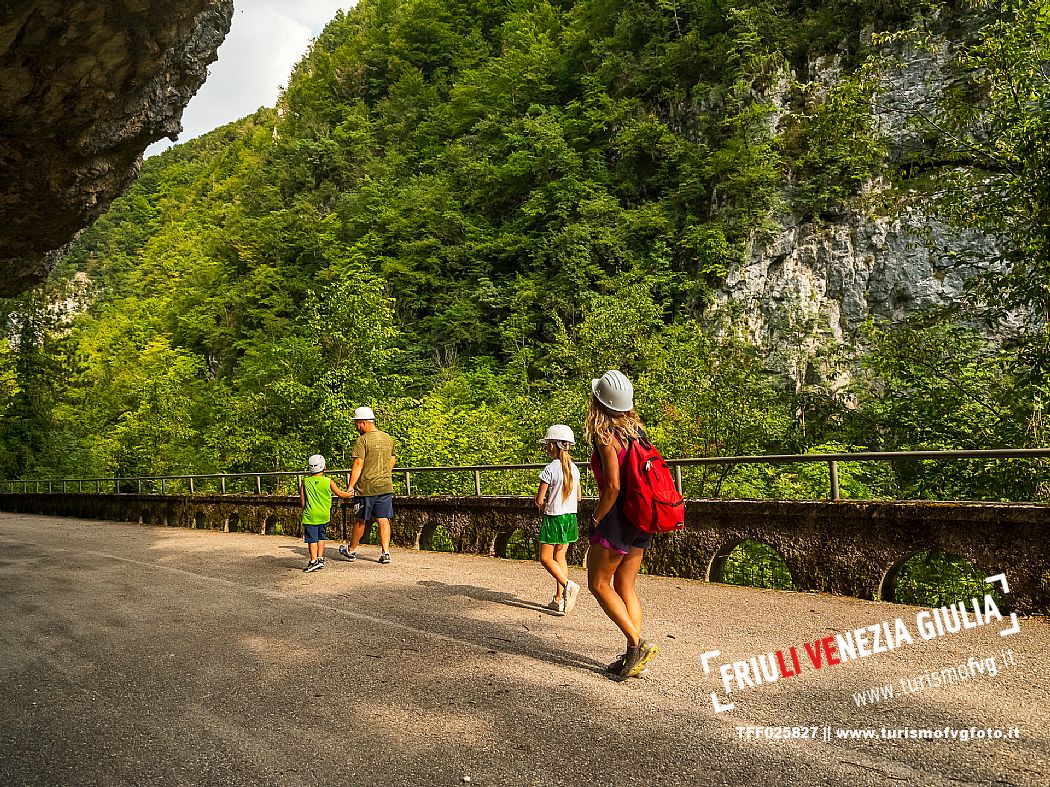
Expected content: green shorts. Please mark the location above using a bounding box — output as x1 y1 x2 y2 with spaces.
540 513 579 545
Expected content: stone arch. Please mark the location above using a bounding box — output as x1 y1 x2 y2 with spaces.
880 548 999 607
420 522 454 552
194 511 208 529
493 530 512 559
708 538 794 590
264 515 278 536
226 512 240 533
501 528 536 561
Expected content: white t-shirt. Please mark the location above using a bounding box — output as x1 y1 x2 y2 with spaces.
539 459 580 516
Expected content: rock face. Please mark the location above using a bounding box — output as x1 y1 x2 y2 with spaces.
710 36 1001 384
713 208 999 384
0 0 234 296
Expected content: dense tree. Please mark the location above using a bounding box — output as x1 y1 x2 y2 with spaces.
1 0 1045 504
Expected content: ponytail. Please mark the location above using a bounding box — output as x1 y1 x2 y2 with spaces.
558 443 575 502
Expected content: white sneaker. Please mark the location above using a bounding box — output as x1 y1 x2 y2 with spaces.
563 580 581 613
547 595 565 615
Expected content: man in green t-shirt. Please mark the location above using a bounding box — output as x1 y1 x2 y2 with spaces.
339 406 397 564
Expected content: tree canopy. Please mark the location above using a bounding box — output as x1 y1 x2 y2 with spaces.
2 0 1048 503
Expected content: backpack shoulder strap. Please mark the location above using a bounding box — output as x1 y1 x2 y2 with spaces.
633 427 651 450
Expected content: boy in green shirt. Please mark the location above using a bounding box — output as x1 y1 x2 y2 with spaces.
300 454 355 573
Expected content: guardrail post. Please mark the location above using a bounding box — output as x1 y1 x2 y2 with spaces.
221 476 226 495
161 478 166 495
115 478 120 494
48 480 53 494
405 471 412 496
95 480 99 493
674 465 683 494
474 470 481 496
190 477 195 494
829 461 840 501
137 479 142 494
256 475 262 495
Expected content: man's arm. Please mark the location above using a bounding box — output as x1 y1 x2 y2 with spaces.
299 482 305 508
348 457 365 491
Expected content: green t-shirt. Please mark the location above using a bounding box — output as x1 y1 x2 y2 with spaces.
352 428 395 496
302 474 333 524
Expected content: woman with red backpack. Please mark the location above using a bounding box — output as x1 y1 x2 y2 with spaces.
585 369 660 680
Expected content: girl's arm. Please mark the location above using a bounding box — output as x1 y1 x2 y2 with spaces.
535 481 549 511
591 440 620 523
299 482 306 508
330 478 354 499
576 467 583 502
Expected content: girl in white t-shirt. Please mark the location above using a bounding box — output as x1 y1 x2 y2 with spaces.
535 424 582 615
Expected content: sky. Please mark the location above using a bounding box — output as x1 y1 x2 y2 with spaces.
145 1 355 157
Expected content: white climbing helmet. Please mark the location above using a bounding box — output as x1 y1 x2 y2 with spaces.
353 406 376 421
591 370 634 412
539 424 575 445
307 454 326 473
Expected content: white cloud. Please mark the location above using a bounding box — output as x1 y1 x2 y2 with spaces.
145 1 354 157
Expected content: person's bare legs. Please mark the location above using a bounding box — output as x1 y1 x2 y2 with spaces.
348 520 366 551
539 543 569 599
613 547 645 635
587 544 640 646
377 517 391 553
556 543 570 592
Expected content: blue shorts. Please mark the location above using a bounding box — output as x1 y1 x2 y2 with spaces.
589 505 652 554
303 523 328 543
358 493 394 522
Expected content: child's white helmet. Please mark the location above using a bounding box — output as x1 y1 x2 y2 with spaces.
539 424 575 444
307 454 326 472
591 370 634 412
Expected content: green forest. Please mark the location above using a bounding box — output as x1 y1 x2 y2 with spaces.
2 0 1049 503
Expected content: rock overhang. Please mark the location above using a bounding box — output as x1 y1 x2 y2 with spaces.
0 0 235 296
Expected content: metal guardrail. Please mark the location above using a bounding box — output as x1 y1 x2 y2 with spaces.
3 448 1050 501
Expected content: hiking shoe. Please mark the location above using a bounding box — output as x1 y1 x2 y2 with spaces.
303 560 322 573
563 580 581 614
606 653 650 677
547 596 565 615
339 545 356 562
378 552 391 564
618 641 658 679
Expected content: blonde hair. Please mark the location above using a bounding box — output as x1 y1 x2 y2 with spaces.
584 395 644 448
555 442 575 502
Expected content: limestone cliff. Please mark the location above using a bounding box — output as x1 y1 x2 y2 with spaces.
0 0 234 296
710 35 1001 385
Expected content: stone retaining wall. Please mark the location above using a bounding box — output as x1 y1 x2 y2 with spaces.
2 493 1047 612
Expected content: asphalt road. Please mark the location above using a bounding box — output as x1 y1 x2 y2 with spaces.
1 513 1047 786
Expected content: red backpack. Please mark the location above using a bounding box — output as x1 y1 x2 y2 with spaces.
621 438 685 534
